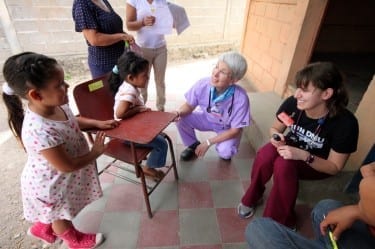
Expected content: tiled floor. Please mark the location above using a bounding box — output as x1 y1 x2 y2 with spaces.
62 57 316 249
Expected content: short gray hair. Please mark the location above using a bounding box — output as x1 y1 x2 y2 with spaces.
218 51 248 81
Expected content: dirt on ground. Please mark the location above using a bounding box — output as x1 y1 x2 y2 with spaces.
0 44 234 249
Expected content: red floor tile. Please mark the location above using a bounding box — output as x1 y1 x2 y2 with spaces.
216 208 249 243
99 171 116 183
181 245 222 249
206 160 240 180
179 182 214 208
137 210 179 247
105 183 143 212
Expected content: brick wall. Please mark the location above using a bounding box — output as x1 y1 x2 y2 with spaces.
241 0 298 93
0 0 246 81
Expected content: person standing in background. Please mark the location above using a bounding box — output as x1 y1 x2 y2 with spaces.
125 0 172 111
73 0 134 78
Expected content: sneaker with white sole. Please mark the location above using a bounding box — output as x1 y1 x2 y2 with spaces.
57 227 104 249
27 222 57 244
237 203 255 219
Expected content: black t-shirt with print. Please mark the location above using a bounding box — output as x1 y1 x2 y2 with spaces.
276 96 359 159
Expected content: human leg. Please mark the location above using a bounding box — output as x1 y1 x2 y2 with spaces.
27 222 56 244
239 143 280 216
88 63 112 79
137 134 168 179
139 47 154 104
214 131 241 160
176 111 212 160
311 199 343 247
246 217 322 249
312 199 375 249
53 219 104 249
262 157 301 227
176 111 216 146
139 134 168 168
152 46 167 111
263 157 330 227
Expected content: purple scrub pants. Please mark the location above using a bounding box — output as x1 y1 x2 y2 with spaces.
176 111 242 159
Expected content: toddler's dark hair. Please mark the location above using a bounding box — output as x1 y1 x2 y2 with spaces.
109 51 149 95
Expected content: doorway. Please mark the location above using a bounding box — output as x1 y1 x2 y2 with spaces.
309 0 375 112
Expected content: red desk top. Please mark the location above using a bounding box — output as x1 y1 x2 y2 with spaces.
104 111 176 144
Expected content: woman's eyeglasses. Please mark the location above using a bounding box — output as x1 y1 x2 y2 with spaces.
212 65 231 78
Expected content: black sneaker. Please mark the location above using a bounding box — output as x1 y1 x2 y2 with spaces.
180 141 200 161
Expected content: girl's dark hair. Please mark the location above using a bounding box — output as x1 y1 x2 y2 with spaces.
2 52 59 141
109 51 149 95
295 61 349 117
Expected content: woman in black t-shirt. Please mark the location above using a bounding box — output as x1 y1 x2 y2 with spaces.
238 62 359 228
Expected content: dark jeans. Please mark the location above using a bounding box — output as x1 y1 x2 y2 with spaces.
246 199 375 249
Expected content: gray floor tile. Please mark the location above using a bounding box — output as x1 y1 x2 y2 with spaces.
99 212 141 248
149 181 178 211
210 180 244 208
223 242 249 249
179 208 221 245
177 159 209 182
233 158 253 180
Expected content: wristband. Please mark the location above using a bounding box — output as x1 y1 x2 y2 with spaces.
206 139 211 147
305 153 315 164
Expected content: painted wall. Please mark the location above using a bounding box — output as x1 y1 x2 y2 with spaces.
0 0 246 80
348 76 375 170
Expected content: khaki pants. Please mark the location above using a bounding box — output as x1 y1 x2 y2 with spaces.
140 45 167 111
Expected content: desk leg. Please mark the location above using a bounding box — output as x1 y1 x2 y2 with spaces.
131 142 153 218
140 171 153 218
162 133 179 180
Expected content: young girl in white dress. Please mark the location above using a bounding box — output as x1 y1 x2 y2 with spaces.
2 52 119 249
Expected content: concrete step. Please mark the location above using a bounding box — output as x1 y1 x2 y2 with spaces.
243 91 283 150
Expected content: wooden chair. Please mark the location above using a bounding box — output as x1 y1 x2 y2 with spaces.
72 74 178 218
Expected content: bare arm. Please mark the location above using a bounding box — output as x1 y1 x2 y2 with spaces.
125 3 143 31
270 117 350 175
269 118 287 147
40 131 106 173
82 29 134 46
174 102 195 121
320 175 375 240
125 3 155 31
309 150 350 174
77 116 119 130
360 162 375 177
115 100 150 119
277 144 350 175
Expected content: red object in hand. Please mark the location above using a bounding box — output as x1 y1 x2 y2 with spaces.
277 112 294 126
